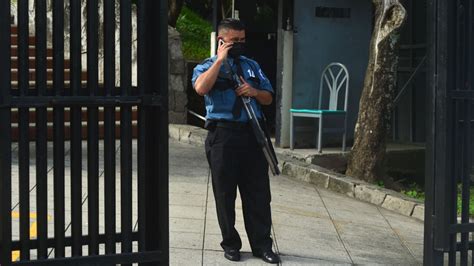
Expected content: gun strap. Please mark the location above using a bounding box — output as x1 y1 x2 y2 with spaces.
231 57 245 119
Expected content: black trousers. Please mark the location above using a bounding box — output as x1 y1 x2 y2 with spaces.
205 123 273 253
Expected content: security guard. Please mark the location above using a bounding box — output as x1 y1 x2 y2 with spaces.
192 18 280 264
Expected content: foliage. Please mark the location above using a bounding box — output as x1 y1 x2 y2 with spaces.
401 183 474 217
176 6 212 61
401 183 425 200
456 186 474 217
376 180 385 188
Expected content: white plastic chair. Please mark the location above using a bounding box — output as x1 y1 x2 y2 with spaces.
290 62 349 153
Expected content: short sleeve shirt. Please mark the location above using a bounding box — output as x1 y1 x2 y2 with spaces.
192 55 273 122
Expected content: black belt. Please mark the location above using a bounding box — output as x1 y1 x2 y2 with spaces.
215 121 251 130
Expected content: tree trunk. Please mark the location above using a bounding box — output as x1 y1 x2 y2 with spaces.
346 0 406 183
168 0 184 27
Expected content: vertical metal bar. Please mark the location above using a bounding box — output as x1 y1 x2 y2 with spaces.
143 1 168 264
87 0 100 256
212 0 221 55
17 0 30 260
467 0 473 262
157 0 169 263
35 0 48 259
70 0 82 256
409 0 415 142
52 0 65 258
0 1 12 265
120 0 133 260
460 99 471 264
459 0 470 262
424 0 436 254
424 0 450 263
104 0 116 255
137 0 146 253
448 99 457 265
448 102 457 265
433 0 456 252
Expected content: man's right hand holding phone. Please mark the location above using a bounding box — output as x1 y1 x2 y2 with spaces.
217 39 232 62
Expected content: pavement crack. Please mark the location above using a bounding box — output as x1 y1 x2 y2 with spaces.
377 207 418 261
314 187 355 265
201 167 211 266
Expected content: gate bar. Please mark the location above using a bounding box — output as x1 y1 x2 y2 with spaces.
52 0 66 258
0 1 12 265
17 0 30 260
137 0 147 252
87 0 100 256
120 0 134 261
35 0 49 259
103 0 117 255
70 0 83 256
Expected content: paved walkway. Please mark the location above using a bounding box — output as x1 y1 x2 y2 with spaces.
9 140 424 265
169 141 423 265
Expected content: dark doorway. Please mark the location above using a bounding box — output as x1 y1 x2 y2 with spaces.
235 0 279 133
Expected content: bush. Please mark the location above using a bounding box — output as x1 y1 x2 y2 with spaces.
176 6 212 61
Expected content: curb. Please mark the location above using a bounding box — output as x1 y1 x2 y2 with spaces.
169 124 425 221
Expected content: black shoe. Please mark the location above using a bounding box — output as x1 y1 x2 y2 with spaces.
224 249 241 262
254 250 281 264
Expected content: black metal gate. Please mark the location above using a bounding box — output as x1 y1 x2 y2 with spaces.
424 0 473 265
0 0 169 265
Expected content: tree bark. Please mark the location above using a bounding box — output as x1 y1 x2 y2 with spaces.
168 0 184 27
346 0 406 183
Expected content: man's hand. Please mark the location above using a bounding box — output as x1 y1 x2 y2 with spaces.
235 76 258 97
235 76 273 105
216 40 232 62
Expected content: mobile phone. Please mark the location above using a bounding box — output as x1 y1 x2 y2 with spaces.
218 39 225 46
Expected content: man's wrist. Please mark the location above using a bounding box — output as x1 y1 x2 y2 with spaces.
253 88 259 98
215 57 225 65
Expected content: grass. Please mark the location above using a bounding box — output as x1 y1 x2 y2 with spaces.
399 182 474 217
176 6 212 61
456 186 474 218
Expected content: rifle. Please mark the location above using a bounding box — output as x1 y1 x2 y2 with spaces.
224 59 280 175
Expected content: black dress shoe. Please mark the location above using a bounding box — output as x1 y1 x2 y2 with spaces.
224 249 241 261
254 250 281 264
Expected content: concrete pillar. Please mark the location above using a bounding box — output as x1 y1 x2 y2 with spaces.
279 28 293 148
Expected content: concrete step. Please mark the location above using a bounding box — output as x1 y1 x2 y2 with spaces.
10 34 36 46
11 120 138 141
11 106 139 124
11 68 87 82
11 45 54 57
11 56 71 69
11 79 89 88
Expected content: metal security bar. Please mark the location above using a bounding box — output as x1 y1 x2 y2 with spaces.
0 0 169 265
425 0 474 265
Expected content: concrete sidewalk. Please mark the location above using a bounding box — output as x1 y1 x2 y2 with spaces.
169 140 423 265
9 139 423 265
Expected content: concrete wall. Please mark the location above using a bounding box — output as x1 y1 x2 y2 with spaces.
291 0 372 145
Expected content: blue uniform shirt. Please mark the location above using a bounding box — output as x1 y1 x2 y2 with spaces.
192 55 273 122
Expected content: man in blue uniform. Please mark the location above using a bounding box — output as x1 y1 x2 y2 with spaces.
192 18 280 264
